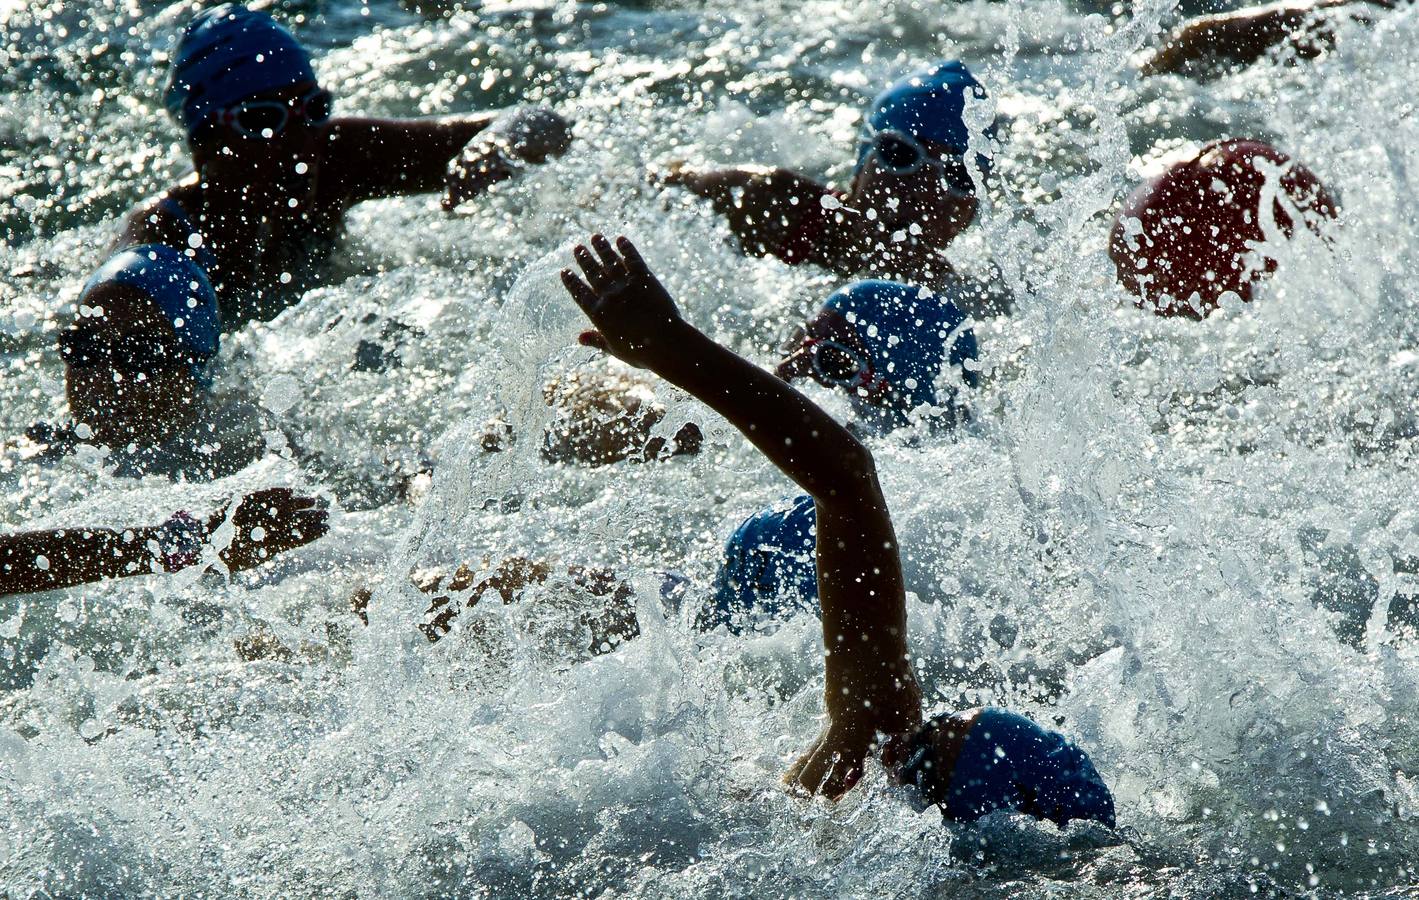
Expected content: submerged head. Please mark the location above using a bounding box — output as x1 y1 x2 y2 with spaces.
62 245 221 448
702 495 818 633
850 61 995 246
166 4 331 184
776 279 978 425
1109 138 1338 319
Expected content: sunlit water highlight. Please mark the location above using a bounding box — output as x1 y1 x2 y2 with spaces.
3 0 1419 895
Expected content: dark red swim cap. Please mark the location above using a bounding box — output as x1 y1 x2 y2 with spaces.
1109 139 1337 319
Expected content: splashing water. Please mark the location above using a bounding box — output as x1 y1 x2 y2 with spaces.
4 0 1419 895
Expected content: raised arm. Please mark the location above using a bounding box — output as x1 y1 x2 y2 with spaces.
0 489 328 598
561 234 922 797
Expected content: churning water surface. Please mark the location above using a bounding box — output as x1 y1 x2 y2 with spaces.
2 0 1419 896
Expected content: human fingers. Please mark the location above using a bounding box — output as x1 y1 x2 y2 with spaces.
774 345 815 382
785 743 833 796
820 758 861 800
589 233 627 278
578 330 610 353
560 269 600 312
272 493 322 515
614 236 650 277
572 245 612 290
289 509 329 542
246 487 295 506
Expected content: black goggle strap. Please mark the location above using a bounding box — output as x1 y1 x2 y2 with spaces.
898 720 949 807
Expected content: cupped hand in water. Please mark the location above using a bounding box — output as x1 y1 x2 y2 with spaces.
784 718 914 800
560 234 687 370
214 489 329 572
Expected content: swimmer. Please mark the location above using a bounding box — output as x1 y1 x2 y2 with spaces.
49 244 258 477
661 61 1008 317
559 233 1114 825
1110 138 1337 319
118 3 572 328
700 494 817 634
1140 0 1396 78
774 279 979 432
0 488 327 598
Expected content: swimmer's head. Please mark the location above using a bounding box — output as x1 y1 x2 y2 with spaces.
776 280 978 424
166 3 330 191
165 5 319 138
61 245 221 447
702 495 818 634
1109 138 1338 318
850 61 994 243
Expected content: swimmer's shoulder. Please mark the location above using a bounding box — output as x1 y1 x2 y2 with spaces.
117 179 203 252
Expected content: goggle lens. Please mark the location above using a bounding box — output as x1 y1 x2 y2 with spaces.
233 104 287 136
874 132 925 170
811 340 869 385
219 87 332 139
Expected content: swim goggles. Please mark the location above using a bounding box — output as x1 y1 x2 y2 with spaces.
780 324 883 393
858 123 976 196
211 85 333 139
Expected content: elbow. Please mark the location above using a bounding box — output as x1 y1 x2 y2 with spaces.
834 430 879 488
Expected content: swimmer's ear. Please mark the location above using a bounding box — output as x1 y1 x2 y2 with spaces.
579 330 610 353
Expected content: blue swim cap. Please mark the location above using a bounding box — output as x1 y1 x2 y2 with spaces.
165 4 317 134
702 495 819 633
823 279 978 413
950 708 1116 828
81 244 222 376
857 61 993 176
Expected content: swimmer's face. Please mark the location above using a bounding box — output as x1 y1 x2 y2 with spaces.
190 82 329 202
850 136 979 248
62 284 203 448
775 307 894 409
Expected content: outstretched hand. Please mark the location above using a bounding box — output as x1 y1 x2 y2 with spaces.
560 234 686 370
214 489 329 573
443 108 573 211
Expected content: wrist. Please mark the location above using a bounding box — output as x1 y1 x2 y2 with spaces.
646 319 710 367
153 511 208 573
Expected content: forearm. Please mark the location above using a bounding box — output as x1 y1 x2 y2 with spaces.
646 326 915 722
646 322 875 501
332 114 498 199
813 504 916 710
672 167 828 255
0 527 163 596
1145 0 1348 73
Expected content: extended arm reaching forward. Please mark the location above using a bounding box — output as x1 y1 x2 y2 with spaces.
560 234 922 797
0 489 327 598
